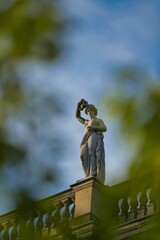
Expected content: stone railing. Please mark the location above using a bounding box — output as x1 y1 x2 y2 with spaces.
109 174 157 223
0 178 105 239
108 173 158 239
0 175 157 239
0 188 75 239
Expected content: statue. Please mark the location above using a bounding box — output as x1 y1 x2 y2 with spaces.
76 99 107 184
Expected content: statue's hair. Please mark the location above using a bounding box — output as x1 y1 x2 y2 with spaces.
85 104 98 116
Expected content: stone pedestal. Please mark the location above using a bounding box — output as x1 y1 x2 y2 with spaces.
70 177 105 238
71 177 105 218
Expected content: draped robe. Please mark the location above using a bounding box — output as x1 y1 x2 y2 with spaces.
80 120 105 184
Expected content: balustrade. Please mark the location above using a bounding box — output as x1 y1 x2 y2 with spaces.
0 190 74 240
0 176 158 239
113 181 157 224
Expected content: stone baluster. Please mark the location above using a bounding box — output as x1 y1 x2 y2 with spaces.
44 206 54 237
1 222 10 240
35 212 44 231
121 197 129 222
118 198 123 216
116 198 123 224
139 190 148 216
146 188 152 213
52 202 63 228
52 202 63 235
146 188 151 206
35 211 44 240
136 192 141 219
0 224 4 238
70 197 75 219
10 219 18 240
26 214 35 234
127 197 131 213
126 196 133 221
44 207 53 229
137 192 142 210
126 193 139 221
59 198 74 240
132 194 139 219
61 198 73 224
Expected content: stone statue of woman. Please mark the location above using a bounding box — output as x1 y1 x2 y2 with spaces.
76 99 107 184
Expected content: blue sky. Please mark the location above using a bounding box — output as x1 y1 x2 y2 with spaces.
49 0 160 183
1 0 160 214
31 0 159 185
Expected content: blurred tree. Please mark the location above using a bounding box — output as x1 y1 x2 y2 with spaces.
0 0 68 216
104 65 160 239
0 0 65 62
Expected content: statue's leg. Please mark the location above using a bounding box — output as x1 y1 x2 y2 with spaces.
80 143 90 177
96 135 105 184
87 133 98 177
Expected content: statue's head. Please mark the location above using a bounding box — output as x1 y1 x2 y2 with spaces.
85 104 98 116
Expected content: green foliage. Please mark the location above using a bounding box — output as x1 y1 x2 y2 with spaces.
0 0 68 215
104 65 160 238
0 0 67 163
0 0 66 62
105 66 160 168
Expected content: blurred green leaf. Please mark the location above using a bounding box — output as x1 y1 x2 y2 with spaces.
104 65 160 238
0 138 25 164
0 0 68 216
0 0 66 61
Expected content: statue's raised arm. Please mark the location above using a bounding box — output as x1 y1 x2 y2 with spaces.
75 99 88 125
76 99 107 184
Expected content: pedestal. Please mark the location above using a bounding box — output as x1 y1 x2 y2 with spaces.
70 177 106 238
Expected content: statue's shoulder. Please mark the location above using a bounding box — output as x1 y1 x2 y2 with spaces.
96 117 105 124
95 117 102 122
